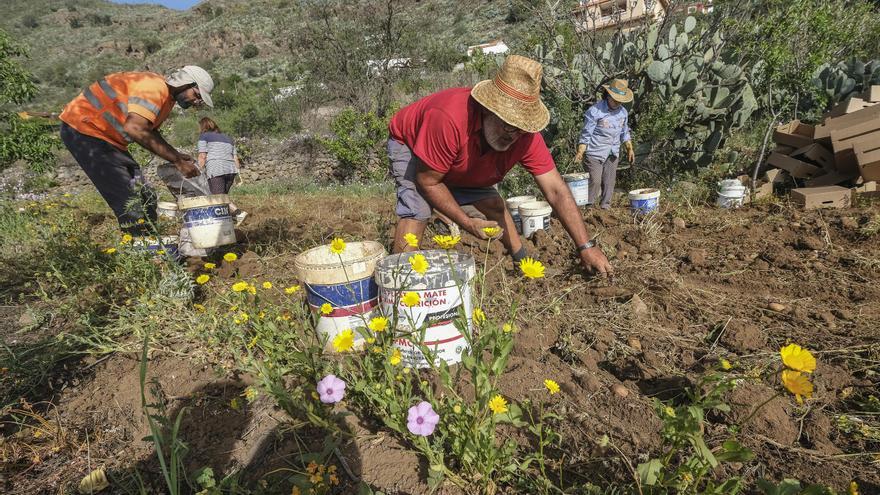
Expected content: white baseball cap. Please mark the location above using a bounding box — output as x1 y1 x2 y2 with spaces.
166 65 215 108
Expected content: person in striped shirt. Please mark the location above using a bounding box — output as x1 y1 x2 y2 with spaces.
197 117 246 225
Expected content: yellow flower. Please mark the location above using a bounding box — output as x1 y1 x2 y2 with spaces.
401 291 420 307
780 343 816 373
488 395 508 414
453 404 462 414
366 337 376 344
156 249 165 255
291 486 301 495
482 226 501 237
243 387 258 403
433 234 461 249
404 232 419 248
284 285 301 294
137 218 145 224
473 307 486 325
369 316 388 332
262 281 272 289
204 262 216 270
103 247 117 254
223 252 238 262
849 481 860 495
121 234 133 244
781 369 814 404
193 303 205 312
306 461 319 474
720 359 733 370
664 406 676 417
320 303 333 315
408 253 429 275
247 284 256 295
332 329 354 352
196 274 210 285
544 379 560 395
390 348 402 366
329 473 339 486
329 237 346 255
232 281 249 292
519 257 545 279
236 312 250 323
502 323 514 333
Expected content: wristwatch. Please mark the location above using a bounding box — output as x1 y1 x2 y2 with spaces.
576 240 597 253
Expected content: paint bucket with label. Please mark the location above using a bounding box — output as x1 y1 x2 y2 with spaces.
717 179 748 208
375 250 475 368
628 188 660 214
295 241 387 351
505 195 536 234
519 201 552 238
178 195 236 249
563 173 590 206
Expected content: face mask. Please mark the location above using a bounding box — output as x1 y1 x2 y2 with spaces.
175 92 192 109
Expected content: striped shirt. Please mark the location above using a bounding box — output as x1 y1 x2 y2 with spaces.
197 132 238 179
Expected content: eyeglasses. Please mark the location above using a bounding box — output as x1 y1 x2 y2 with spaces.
498 118 525 136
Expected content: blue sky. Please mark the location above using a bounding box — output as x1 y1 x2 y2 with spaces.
110 0 201 9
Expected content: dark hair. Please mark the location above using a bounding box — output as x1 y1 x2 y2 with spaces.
199 117 220 133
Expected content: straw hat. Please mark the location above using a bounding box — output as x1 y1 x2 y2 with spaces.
471 55 550 133
602 79 634 104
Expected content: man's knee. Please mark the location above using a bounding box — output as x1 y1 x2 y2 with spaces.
478 195 506 218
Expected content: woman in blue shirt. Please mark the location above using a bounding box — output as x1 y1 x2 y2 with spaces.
573 79 635 209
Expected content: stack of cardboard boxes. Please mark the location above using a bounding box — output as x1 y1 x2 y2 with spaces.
762 87 880 209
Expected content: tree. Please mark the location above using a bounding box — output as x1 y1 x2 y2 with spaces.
0 29 57 172
241 43 259 59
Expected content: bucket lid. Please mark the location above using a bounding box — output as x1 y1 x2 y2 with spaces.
375 250 475 290
178 194 230 209
628 188 660 200
518 200 552 215
506 195 536 206
563 173 589 182
294 241 386 285
157 201 179 210
719 179 743 188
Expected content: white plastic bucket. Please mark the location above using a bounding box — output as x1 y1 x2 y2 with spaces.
628 188 660 214
563 173 590 206
519 201 552 238
132 235 179 257
375 250 475 369
157 201 179 219
178 195 236 249
295 241 387 351
717 180 747 208
506 195 536 234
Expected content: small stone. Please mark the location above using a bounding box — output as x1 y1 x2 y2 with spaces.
768 302 787 312
611 383 629 398
18 312 36 328
630 295 649 317
840 217 858 230
672 217 686 230
627 336 642 351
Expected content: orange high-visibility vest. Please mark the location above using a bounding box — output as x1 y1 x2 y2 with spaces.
59 72 175 151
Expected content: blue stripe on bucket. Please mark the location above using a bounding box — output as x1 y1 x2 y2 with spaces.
306 277 378 308
183 205 231 223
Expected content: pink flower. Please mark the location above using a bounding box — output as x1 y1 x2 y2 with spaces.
317 374 346 404
407 401 440 436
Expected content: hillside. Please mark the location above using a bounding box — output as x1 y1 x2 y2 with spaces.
0 0 528 111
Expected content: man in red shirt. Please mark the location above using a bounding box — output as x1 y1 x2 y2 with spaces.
388 55 613 276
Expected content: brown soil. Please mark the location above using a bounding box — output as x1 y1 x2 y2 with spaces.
3 196 879 494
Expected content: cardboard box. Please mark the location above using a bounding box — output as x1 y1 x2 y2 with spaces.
827 97 870 118
773 120 815 148
855 143 880 181
865 86 880 103
791 143 835 170
804 170 858 187
852 180 877 193
815 104 880 142
767 152 822 179
830 120 880 148
773 144 796 155
791 186 851 209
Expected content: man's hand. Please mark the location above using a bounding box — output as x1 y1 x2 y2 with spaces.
625 141 635 163
574 143 587 164
580 246 614 279
466 218 499 240
174 154 200 178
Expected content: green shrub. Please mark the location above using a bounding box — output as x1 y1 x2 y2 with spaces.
21 15 38 29
241 44 259 59
144 39 162 54
317 107 390 181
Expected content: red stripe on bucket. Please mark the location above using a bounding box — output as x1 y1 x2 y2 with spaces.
311 298 379 317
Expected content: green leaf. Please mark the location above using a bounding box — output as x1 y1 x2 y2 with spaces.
684 16 697 34
636 458 662 486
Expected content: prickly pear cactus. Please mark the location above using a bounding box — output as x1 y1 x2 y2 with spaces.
812 59 880 107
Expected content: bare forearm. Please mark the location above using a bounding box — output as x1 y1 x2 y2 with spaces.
545 183 591 246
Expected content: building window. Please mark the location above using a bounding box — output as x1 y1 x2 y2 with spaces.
599 0 628 18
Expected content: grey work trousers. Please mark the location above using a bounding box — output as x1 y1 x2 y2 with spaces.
584 154 619 209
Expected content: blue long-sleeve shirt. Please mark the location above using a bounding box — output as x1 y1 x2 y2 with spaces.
577 99 631 161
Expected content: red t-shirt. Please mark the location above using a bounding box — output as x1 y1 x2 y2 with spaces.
388 87 556 188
